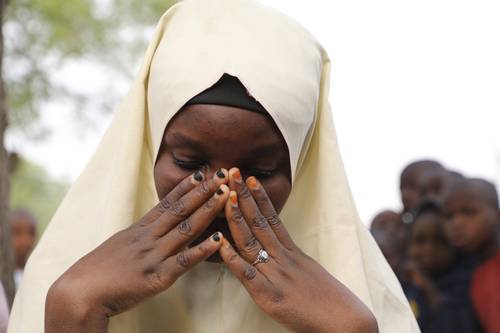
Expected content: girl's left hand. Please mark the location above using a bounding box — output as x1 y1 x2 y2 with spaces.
218 168 378 333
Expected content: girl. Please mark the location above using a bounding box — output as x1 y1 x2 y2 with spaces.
8 0 419 332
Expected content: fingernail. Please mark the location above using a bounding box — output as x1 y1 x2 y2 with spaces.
193 170 204 182
231 168 242 183
229 191 238 207
247 177 259 190
216 184 228 196
212 232 221 242
216 168 226 179
216 186 224 196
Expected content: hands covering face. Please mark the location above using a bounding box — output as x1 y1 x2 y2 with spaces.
46 168 377 333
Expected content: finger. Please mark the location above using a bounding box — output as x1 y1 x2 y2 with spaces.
156 184 230 254
225 190 265 262
158 232 223 287
150 169 228 237
219 237 270 294
245 176 296 250
140 170 205 225
228 168 281 252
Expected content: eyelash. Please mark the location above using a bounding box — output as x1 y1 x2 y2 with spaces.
173 157 206 171
173 156 276 179
246 167 275 179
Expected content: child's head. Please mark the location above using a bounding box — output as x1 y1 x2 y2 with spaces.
8 209 37 269
370 210 401 233
409 201 454 276
400 160 443 213
417 169 464 205
444 178 500 257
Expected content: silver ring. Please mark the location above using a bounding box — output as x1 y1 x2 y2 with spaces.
251 249 270 265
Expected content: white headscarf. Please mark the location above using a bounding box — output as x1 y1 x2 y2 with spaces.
8 0 420 332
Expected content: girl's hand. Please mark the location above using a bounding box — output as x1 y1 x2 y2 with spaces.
45 170 230 332
219 168 378 333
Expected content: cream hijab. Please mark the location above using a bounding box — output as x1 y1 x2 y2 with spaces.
8 0 420 332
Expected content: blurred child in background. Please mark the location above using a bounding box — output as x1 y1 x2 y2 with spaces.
417 169 464 205
399 160 444 224
406 201 482 333
370 210 407 276
8 209 37 289
444 178 500 333
370 210 404 238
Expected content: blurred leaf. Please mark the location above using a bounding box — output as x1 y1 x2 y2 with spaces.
4 0 177 131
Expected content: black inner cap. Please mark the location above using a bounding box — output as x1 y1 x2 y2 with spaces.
184 73 267 114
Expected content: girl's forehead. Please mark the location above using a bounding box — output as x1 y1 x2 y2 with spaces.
167 105 280 139
164 104 289 157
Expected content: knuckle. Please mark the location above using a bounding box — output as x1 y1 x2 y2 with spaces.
228 253 239 263
145 268 165 292
176 251 190 268
126 228 149 246
199 181 210 195
266 214 281 226
231 211 245 224
243 266 257 281
177 219 193 237
158 197 173 213
252 215 268 229
239 185 252 199
269 290 285 305
171 200 188 218
204 196 217 209
244 236 259 253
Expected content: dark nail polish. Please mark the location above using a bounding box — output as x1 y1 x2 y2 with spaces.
216 168 225 178
216 187 224 195
212 233 221 242
194 171 203 182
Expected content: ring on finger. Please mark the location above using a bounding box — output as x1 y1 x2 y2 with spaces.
251 249 270 265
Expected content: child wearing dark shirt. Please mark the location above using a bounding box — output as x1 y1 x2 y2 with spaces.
444 178 500 333
406 201 482 333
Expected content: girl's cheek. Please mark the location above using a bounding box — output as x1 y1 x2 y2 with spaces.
264 175 292 213
154 163 183 199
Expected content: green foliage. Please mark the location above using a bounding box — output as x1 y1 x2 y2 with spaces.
4 0 177 132
9 157 69 236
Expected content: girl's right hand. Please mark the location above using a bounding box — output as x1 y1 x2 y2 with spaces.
45 169 230 332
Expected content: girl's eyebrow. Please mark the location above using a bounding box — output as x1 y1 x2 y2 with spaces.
248 143 285 157
167 133 205 150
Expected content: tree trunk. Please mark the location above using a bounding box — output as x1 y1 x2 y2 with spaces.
0 0 15 308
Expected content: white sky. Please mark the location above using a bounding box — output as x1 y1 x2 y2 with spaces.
7 0 500 224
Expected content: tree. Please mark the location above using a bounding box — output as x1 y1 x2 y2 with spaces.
0 0 177 307
1 0 16 309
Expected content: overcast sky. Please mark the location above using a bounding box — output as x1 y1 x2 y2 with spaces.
7 0 500 224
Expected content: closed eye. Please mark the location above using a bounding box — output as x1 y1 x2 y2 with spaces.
173 156 206 171
245 167 277 179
